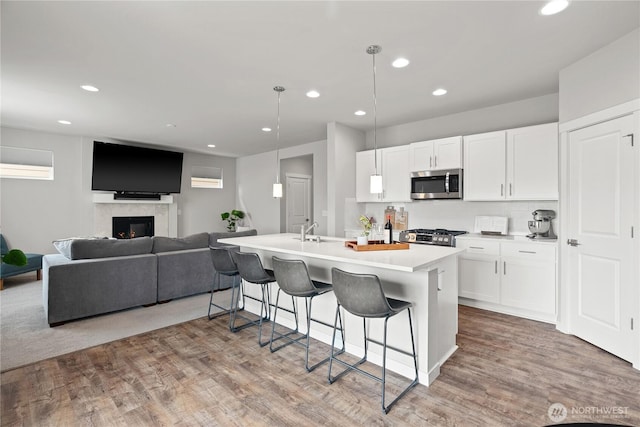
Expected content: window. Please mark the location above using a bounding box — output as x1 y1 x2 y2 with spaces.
191 166 223 189
0 146 54 180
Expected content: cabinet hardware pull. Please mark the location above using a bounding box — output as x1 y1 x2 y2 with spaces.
470 246 484 250
434 155 438 167
500 184 504 196
509 183 512 196
518 250 536 254
503 261 506 275
495 260 497 274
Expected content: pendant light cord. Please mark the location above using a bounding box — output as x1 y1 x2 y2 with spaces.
372 50 378 175
276 90 281 184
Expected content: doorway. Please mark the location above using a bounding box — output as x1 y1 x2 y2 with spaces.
279 155 313 233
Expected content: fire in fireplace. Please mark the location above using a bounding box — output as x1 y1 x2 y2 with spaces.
112 216 155 239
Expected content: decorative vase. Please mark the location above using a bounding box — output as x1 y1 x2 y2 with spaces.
356 235 368 246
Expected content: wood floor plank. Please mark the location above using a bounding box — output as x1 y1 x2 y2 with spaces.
2 305 639 426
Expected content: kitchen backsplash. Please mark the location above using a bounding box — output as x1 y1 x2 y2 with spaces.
354 200 559 236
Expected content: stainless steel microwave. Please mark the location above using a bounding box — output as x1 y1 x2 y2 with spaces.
410 168 463 200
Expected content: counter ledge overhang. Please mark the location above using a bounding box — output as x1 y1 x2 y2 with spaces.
218 233 464 273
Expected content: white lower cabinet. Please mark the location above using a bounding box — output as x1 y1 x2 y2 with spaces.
457 237 557 323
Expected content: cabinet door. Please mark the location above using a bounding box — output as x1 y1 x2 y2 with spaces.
355 150 382 202
408 140 433 171
501 257 556 317
381 146 411 202
458 254 500 303
433 136 462 170
506 123 558 200
463 131 506 200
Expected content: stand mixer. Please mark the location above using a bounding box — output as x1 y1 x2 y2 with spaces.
527 210 556 239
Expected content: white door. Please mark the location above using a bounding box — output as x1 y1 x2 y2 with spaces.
286 174 312 233
568 114 637 363
408 140 433 171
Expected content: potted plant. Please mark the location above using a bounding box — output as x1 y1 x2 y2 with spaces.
221 209 245 232
357 215 373 245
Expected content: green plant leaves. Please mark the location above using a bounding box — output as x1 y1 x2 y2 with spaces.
2 249 27 266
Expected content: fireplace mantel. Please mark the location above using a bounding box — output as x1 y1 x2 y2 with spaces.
92 194 178 237
92 193 174 204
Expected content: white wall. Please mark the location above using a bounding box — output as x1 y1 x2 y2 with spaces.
179 151 237 235
236 139 327 236
559 28 640 124
326 122 366 236
0 126 237 255
365 93 559 149
1 127 87 254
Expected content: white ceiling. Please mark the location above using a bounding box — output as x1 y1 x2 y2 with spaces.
2 1 639 157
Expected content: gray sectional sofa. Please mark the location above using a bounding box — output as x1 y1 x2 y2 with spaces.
42 229 256 326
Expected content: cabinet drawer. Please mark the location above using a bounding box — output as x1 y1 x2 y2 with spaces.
501 242 556 260
457 239 500 255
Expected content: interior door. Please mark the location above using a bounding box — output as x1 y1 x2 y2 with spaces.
286 174 311 233
568 114 637 363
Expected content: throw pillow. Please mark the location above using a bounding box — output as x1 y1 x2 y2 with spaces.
151 232 209 253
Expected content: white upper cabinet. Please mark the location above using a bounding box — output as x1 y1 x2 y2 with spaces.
507 123 559 200
463 131 507 200
381 145 411 202
355 146 411 203
463 123 558 201
355 149 382 203
409 136 462 171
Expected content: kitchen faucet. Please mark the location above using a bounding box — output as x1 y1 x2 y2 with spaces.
300 221 320 242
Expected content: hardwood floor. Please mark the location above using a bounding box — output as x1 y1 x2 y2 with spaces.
2 305 639 426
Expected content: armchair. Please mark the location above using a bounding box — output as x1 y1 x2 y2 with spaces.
0 234 43 290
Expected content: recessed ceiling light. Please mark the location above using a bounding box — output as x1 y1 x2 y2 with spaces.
57 120 71 125
165 123 176 128
432 88 448 96
540 0 569 15
392 58 410 68
207 144 216 148
354 110 366 116
262 127 272 132
81 85 99 92
306 90 320 98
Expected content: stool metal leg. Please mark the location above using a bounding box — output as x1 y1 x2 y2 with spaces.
208 271 236 322
269 289 303 353
327 305 420 414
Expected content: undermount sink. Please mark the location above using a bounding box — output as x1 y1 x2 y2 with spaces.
292 236 321 242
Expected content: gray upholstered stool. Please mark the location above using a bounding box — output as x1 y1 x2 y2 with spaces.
231 251 276 347
328 267 419 414
208 246 242 330
270 256 344 372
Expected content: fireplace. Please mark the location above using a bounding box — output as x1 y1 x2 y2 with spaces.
112 216 155 239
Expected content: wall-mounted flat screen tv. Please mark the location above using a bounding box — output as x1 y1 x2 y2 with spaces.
91 141 184 195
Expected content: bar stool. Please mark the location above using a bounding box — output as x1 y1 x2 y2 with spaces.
207 246 242 330
270 256 345 372
231 251 276 347
328 267 419 414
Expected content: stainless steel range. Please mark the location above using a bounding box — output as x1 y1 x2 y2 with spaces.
399 228 467 247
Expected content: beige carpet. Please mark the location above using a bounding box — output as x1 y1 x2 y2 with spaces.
0 276 232 372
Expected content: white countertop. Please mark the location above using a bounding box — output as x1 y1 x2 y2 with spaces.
457 233 558 245
218 233 463 273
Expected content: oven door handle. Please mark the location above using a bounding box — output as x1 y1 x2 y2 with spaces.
445 172 450 193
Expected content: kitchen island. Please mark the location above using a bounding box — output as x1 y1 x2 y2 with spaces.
218 233 464 385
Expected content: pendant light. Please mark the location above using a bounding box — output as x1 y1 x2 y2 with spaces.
367 45 383 194
272 86 285 198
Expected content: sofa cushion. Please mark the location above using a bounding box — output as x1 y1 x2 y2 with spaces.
209 229 257 247
68 237 154 260
53 237 110 259
152 232 209 253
